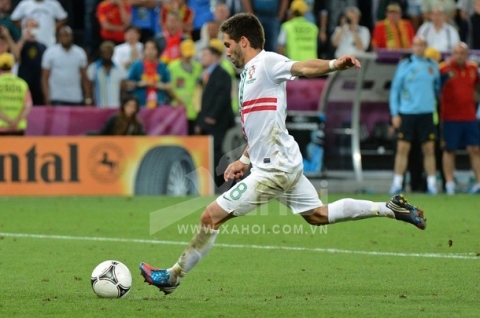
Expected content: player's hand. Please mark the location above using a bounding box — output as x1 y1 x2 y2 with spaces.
335 55 361 70
224 160 249 182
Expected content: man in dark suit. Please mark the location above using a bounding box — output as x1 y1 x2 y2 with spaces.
195 43 235 190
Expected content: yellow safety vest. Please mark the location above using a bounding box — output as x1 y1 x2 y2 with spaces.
0 73 29 129
282 17 318 61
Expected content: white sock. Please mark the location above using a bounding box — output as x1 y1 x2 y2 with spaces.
327 198 395 224
427 175 436 189
393 174 403 189
169 225 219 282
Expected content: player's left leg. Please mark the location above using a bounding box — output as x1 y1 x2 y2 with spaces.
280 175 426 230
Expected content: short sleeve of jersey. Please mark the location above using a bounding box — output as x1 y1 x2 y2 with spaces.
265 52 296 83
53 2 68 20
10 2 25 21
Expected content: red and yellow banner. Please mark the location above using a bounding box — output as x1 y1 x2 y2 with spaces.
0 136 213 196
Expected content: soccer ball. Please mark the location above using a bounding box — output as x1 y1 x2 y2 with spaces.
90 260 132 298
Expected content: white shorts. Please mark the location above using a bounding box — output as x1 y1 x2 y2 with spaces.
216 168 323 216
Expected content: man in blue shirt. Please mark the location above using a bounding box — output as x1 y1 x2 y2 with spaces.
389 35 440 194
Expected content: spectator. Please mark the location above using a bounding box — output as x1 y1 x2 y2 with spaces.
316 0 357 58
96 0 132 45
389 36 440 195
439 42 480 194
11 0 68 47
195 43 235 190
127 39 171 108
168 39 202 135
0 53 32 135
331 6 369 58
128 0 160 42
155 11 189 64
371 3 415 50
100 96 145 135
198 3 230 48
456 0 474 41
15 18 46 106
421 0 456 21
242 0 289 52
41 26 90 106
417 6 460 52
376 0 408 21
468 0 480 50
407 0 423 31
277 0 318 60
160 0 194 37
220 0 243 16
187 0 212 41
112 25 143 70
195 20 220 61
0 0 20 42
87 41 127 108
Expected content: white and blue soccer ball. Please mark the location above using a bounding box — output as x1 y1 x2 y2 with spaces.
91 260 132 298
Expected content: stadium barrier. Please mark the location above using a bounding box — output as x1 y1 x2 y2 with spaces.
0 136 214 196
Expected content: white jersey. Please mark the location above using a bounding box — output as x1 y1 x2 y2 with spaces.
239 51 303 173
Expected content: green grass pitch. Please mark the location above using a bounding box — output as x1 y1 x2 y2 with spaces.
0 194 479 317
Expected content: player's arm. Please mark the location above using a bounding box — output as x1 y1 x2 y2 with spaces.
290 55 361 78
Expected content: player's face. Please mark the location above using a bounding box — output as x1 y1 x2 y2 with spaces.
223 34 244 68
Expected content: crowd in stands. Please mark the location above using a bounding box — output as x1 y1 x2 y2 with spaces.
0 1 478 112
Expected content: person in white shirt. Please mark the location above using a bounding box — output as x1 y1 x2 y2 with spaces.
112 25 143 70
331 6 370 58
41 26 90 105
11 0 68 47
87 41 127 108
138 13 428 296
417 6 460 52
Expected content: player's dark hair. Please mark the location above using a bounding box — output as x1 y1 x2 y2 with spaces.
220 13 265 50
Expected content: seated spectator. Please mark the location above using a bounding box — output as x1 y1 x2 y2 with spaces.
0 52 32 136
96 0 132 45
15 18 46 106
421 0 456 21
417 6 459 52
331 6 370 58
0 0 20 42
376 0 408 21
11 0 67 47
155 11 189 64
371 3 415 50
160 0 193 36
41 26 90 106
126 39 171 108
277 0 318 60
112 25 143 70
168 39 202 135
88 41 127 108
128 0 160 42
100 96 145 135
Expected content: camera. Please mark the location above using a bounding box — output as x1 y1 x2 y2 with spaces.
345 17 352 24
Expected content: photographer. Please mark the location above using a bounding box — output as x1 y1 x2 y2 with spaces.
331 6 370 58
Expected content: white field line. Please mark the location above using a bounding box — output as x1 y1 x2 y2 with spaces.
0 232 479 260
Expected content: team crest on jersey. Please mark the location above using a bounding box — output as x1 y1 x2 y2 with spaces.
246 65 256 84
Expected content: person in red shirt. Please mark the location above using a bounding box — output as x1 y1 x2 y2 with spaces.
439 42 480 194
371 3 415 50
97 0 132 44
160 0 194 36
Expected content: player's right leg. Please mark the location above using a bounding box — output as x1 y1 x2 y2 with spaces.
140 169 284 295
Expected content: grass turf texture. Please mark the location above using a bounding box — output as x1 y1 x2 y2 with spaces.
0 195 479 317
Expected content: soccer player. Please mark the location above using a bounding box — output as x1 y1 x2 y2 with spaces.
140 13 427 295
